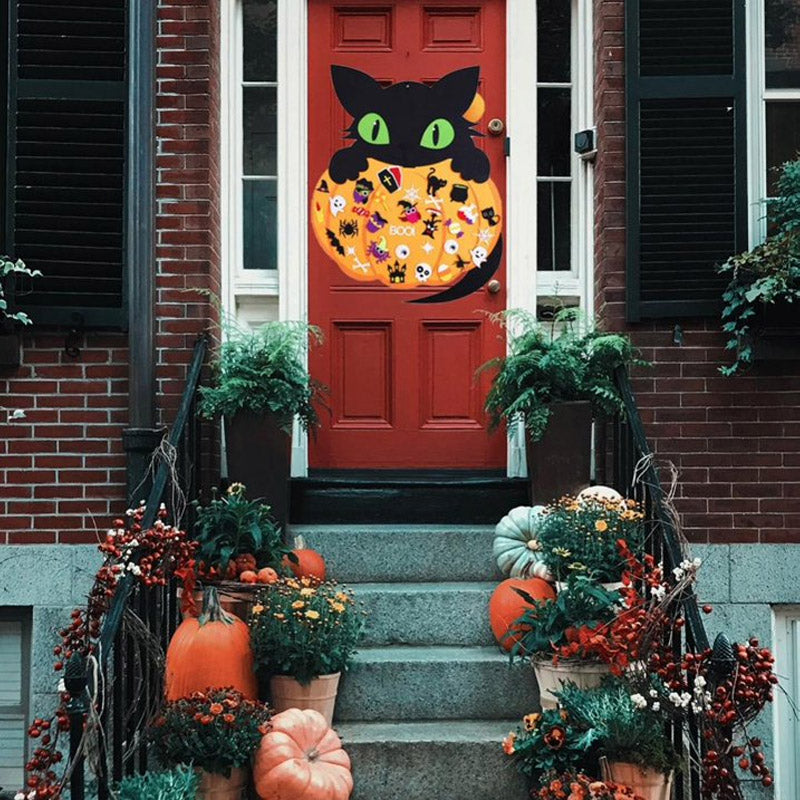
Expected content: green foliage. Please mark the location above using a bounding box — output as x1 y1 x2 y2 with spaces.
116 766 198 800
192 483 290 572
720 157 800 375
249 578 365 685
482 309 645 440
537 496 646 583
198 319 325 430
150 688 270 777
509 575 620 660
503 706 597 784
0 257 41 326
556 678 681 774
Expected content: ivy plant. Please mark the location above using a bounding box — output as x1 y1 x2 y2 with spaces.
0 257 41 327
719 157 800 375
481 309 646 441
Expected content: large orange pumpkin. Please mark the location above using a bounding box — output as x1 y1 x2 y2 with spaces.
488 577 556 653
165 586 258 700
254 708 353 800
284 536 327 583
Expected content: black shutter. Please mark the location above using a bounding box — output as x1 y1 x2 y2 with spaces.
5 0 127 327
625 0 748 320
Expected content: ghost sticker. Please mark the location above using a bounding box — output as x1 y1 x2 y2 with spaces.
311 65 503 301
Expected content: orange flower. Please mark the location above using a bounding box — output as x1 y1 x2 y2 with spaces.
200 714 213 725
223 713 235 724
502 732 516 755
523 712 540 731
543 725 566 750
223 697 239 709
595 519 608 532
209 703 224 715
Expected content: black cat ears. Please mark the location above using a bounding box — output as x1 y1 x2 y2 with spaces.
330 65 481 118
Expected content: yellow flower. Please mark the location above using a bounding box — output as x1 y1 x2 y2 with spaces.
227 482 246 496
305 610 320 620
523 713 540 731
251 604 264 615
595 519 608 532
330 602 346 613
286 579 300 589
553 547 572 558
300 587 315 597
301 576 312 587
336 592 350 603
291 600 305 610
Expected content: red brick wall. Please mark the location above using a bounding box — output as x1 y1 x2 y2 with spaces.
593 0 800 545
0 0 222 544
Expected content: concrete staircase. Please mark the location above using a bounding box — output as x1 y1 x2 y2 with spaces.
293 524 535 800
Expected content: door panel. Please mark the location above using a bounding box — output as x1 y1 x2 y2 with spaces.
308 0 506 469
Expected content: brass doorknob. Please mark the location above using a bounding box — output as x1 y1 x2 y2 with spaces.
487 118 505 136
487 279 502 294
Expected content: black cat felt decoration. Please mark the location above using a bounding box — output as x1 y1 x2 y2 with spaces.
311 65 502 302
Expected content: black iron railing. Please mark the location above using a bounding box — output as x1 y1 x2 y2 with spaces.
596 366 711 800
66 335 208 800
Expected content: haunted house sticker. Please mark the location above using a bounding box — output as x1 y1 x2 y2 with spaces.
311 66 503 303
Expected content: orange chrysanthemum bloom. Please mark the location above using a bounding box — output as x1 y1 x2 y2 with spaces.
209 702 224 715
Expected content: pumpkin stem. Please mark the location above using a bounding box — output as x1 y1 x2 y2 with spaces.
199 586 235 626
293 534 306 550
306 748 320 762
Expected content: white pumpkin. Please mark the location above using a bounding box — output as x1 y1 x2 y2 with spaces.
493 506 552 581
577 485 623 504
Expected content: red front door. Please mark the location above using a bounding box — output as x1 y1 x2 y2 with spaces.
308 0 506 469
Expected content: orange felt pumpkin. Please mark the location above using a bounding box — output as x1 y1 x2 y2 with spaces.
488 577 556 653
165 586 258 700
254 708 353 800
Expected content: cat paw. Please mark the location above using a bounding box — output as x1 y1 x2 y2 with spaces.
329 148 369 184
452 149 491 183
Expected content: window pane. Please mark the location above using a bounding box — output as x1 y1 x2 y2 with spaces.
538 88 571 176
243 0 278 82
766 102 800 195
537 0 571 83
243 179 277 269
537 182 571 271
765 0 800 88
243 86 277 175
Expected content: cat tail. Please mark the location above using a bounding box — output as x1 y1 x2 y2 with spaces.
410 235 503 304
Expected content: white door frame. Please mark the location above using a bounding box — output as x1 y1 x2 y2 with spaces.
277 0 539 477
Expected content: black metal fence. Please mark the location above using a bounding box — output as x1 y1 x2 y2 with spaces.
66 335 207 799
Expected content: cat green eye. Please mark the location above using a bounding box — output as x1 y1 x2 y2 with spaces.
420 118 455 150
357 112 390 145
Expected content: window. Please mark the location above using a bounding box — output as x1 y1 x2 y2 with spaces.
225 0 279 309
774 608 800 797
536 0 594 310
0 610 30 792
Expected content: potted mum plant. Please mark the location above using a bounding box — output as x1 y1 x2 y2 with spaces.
536 494 646 588
198 319 324 528
508 574 621 708
720 157 800 374
482 309 644 503
556 679 680 800
0 256 41 367
183 482 292 617
249 576 365 724
150 688 271 800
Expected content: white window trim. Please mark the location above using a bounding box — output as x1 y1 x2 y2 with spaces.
535 0 595 316
223 0 593 476
747 0 800 246
773 606 800 798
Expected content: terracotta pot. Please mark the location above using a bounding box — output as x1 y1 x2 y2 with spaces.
225 410 292 530
526 401 592 505
196 766 247 800
609 762 673 800
532 658 610 709
269 672 341 725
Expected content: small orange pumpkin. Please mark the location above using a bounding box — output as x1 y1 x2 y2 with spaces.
488 577 556 652
254 708 353 800
165 586 258 700
284 536 326 582
257 567 279 584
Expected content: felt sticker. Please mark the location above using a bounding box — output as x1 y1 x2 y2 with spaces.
311 66 503 301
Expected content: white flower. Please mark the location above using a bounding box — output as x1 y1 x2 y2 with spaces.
652 702 660 712
693 557 702 568
125 508 135 516
649 688 659 698
681 692 692 707
691 702 702 714
15 791 25 800
695 675 706 689
668 692 682 706
672 567 685 581
630 693 648 710
58 678 66 692
128 538 139 548
651 584 667 602
159 502 166 510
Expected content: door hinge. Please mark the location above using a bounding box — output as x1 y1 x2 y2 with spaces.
504 136 511 157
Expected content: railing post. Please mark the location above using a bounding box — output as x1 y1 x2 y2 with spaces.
64 653 88 800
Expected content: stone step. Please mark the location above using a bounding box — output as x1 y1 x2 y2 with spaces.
336 719 528 800
334 646 539 722
358 581 496 646
289 525 502 583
